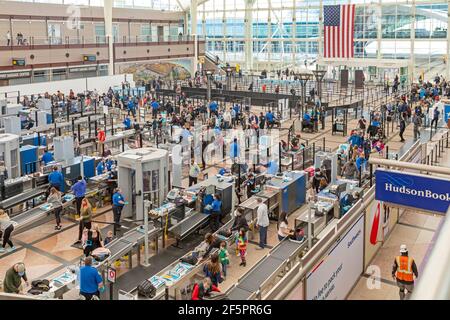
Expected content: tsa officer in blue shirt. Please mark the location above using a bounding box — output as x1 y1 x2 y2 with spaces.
151 99 160 118
127 99 136 117
112 188 126 231
266 160 279 175
210 193 222 231
96 160 105 176
48 166 64 192
209 101 218 117
265 110 274 128
42 149 54 165
78 256 104 300
123 116 132 130
71 175 87 218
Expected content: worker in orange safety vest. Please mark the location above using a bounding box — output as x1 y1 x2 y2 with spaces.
392 244 419 300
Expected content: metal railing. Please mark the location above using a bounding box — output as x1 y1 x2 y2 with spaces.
0 35 203 48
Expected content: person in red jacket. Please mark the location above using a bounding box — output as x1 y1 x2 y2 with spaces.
97 128 106 155
191 277 220 300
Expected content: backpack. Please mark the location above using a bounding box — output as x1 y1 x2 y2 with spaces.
180 253 198 266
137 279 157 299
28 279 50 295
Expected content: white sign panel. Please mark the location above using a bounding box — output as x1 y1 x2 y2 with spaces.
306 215 364 300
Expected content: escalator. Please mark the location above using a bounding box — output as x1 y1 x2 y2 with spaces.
203 51 226 75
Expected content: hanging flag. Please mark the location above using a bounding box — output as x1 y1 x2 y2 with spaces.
370 202 381 245
323 4 356 58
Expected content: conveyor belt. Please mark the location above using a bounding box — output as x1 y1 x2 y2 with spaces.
95 225 159 269
169 212 209 239
227 238 307 299
227 286 255 300
122 225 157 245
270 239 303 261
0 187 47 210
236 256 285 293
12 206 47 230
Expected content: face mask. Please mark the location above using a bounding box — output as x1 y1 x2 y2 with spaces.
18 271 25 277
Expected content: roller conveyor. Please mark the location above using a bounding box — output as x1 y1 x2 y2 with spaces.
227 286 255 300
227 238 307 299
168 211 209 242
0 186 48 210
270 238 304 261
122 225 158 245
236 256 285 293
12 206 47 230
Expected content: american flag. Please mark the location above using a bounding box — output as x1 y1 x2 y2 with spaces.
324 4 355 58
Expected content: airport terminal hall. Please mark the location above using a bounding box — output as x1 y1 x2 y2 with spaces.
0 0 450 303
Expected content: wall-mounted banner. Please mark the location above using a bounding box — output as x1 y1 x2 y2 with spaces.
444 104 450 123
375 168 450 214
306 215 364 300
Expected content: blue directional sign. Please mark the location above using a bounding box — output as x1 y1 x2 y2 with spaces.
375 169 450 214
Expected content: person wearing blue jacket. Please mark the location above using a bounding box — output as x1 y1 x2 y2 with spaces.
105 158 114 171
355 154 366 173
266 160 279 175
127 99 136 117
210 194 222 231
71 176 86 240
266 110 274 129
48 166 64 192
151 100 160 118
96 160 105 176
209 101 218 117
112 188 126 231
123 116 131 130
42 149 54 165
229 138 240 161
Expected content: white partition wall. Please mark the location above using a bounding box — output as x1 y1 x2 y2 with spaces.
0 74 135 98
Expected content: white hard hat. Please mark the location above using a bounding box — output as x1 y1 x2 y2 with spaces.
400 244 408 253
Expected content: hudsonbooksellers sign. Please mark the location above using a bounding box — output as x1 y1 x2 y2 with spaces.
375 168 450 214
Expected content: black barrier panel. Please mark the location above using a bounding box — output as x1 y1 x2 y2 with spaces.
340 69 349 89
156 87 293 107
355 70 365 90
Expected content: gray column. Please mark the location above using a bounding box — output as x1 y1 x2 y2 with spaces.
447 0 450 79
191 0 198 74
244 0 256 70
411 0 416 83
104 0 114 75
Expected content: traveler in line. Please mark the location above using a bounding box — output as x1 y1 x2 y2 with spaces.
0 209 17 253
256 197 269 250
2 262 28 294
47 187 63 230
277 211 292 241
191 277 220 300
75 198 92 245
399 115 406 142
188 159 201 186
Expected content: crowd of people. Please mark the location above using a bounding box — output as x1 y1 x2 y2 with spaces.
3 70 442 300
